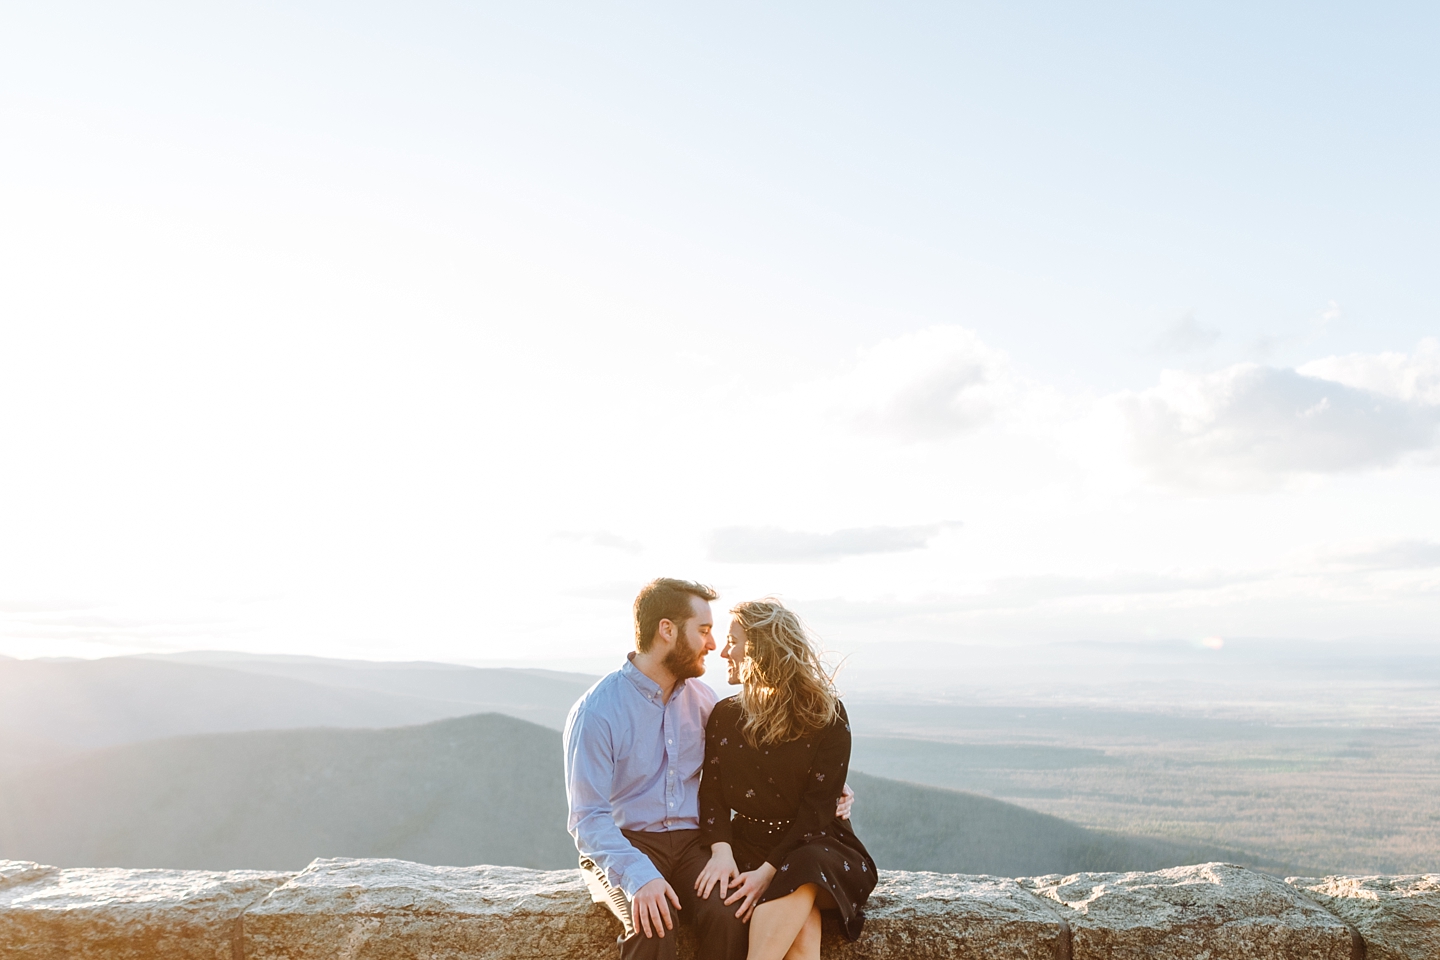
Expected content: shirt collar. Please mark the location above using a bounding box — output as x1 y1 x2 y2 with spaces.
623 652 684 703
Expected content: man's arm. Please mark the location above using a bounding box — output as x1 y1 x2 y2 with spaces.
563 703 665 899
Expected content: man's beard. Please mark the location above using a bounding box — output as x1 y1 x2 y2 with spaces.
663 629 706 681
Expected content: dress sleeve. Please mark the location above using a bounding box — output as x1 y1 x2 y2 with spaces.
760 701 850 869
698 703 734 847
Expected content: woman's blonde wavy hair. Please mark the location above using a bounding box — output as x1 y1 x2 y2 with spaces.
731 599 839 747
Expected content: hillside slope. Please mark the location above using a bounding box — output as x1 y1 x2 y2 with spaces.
0 712 1281 875
0 713 574 870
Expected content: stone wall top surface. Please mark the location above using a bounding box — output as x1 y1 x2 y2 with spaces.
0 858 1432 960
0 866 292 915
1026 862 1342 926
250 857 587 917
1289 873 1440 960
0 861 293 960
1022 863 1358 960
0 860 55 889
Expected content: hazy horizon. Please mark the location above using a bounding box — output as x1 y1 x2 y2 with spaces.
8 638 1440 729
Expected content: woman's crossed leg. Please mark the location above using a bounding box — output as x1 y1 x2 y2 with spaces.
746 883 831 960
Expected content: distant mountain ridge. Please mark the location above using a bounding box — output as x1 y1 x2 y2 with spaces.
0 711 1294 876
0 653 598 764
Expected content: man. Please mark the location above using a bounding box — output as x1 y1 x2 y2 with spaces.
563 578 852 960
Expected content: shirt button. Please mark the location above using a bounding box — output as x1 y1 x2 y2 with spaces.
667 739 673 745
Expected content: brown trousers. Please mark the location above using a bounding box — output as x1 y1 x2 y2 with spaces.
609 829 749 960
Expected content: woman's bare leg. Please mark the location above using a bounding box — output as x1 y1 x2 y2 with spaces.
747 884 817 960
781 905 821 960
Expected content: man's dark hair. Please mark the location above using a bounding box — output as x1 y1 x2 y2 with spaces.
634 578 718 653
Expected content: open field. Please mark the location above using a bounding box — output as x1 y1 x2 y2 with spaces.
848 701 1440 874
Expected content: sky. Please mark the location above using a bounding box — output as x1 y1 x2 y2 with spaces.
1 2 1438 683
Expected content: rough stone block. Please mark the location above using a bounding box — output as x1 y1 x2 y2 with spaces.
242 858 623 960
5 857 1431 960
243 859 1068 960
827 870 1069 960
0 865 292 960
1022 862 1357 960
1290 874 1440 960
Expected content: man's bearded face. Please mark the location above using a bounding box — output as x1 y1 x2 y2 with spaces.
663 619 708 681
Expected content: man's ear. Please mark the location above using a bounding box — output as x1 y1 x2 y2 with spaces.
655 618 676 647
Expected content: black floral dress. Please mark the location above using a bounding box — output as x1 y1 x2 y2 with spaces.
698 696 876 941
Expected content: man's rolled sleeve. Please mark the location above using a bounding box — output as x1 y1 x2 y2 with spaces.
563 703 663 898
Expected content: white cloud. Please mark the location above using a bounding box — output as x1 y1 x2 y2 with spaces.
0 600 103 614
974 570 1256 606
709 523 962 564
1121 361 1440 487
1318 540 1440 572
1299 338 1440 405
556 531 642 554
1151 314 1220 355
562 581 646 601
0 609 235 651
804 569 1259 622
830 326 1016 441
795 329 1440 496
1316 300 1343 333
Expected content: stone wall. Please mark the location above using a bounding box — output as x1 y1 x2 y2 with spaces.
1 857 1436 959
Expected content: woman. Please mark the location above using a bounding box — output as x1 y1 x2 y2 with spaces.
694 599 876 960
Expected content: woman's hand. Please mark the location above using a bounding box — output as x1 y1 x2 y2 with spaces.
836 782 855 819
694 843 740 900
723 861 777 921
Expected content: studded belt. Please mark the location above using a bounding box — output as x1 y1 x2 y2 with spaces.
735 812 793 830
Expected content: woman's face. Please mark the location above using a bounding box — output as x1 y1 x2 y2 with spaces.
721 619 748 686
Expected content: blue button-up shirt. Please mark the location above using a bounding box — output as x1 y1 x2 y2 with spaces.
563 655 717 898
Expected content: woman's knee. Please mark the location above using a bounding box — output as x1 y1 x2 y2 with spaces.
781 883 819 909
750 884 817 929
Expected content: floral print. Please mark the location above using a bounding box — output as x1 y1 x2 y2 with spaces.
697 697 876 943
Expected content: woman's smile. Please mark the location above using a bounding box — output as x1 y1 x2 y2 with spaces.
722 620 748 685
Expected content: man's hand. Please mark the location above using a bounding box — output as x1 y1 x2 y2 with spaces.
723 861 777 922
631 878 681 939
836 782 855 820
